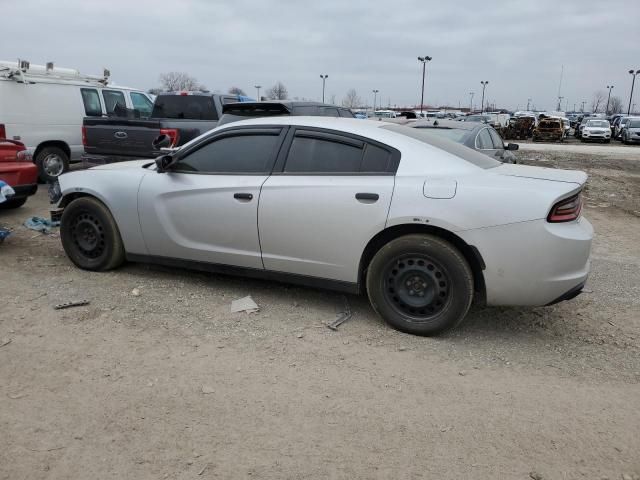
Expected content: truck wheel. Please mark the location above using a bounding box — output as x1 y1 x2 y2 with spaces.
60 197 125 271
366 234 474 336
35 146 69 183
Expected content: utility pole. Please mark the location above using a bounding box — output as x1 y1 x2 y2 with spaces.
627 69 639 115
580 101 586 112
605 85 614 115
469 92 474 111
254 85 261 101
556 65 564 111
527 98 531 111
372 89 379 112
320 75 328 103
557 96 564 111
417 56 432 115
480 81 489 113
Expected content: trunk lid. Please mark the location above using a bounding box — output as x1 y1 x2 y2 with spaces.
493 164 587 186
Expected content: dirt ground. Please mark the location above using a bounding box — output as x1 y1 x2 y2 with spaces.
1 147 639 479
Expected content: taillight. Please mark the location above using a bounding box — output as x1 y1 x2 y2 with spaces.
81 125 87 146
548 192 583 223
0 124 6 139
159 128 179 147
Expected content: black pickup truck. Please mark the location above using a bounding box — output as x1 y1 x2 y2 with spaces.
82 92 247 165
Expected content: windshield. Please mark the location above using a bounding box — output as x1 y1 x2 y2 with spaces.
586 120 609 128
382 124 501 169
411 127 468 143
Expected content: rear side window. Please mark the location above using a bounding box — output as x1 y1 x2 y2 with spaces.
173 133 279 173
130 92 153 118
102 90 127 114
81 88 102 116
339 109 354 118
285 136 363 173
488 128 504 149
319 108 340 117
475 128 494 149
361 144 391 172
292 106 317 115
152 95 217 120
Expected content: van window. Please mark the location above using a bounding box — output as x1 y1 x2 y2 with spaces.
130 92 153 118
81 88 102 117
102 90 127 114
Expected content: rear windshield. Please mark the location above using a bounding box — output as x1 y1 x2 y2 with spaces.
151 95 217 120
411 127 468 143
382 124 501 169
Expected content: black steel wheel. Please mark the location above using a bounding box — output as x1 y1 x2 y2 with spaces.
61 197 125 271
366 234 474 336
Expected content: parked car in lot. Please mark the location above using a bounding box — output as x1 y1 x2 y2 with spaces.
620 118 640 144
532 118 565 142
0 138 37 208
580 119 611 143
614 116 637 140
52 117 592 336
0 59 153 182
407 119 519 163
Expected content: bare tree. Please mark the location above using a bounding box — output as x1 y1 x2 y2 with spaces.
591 90 606 113
609 96 624 114
342 88 362 108
147 88 162 96
228 86 246 96
266 81 288 100
159 72 206 92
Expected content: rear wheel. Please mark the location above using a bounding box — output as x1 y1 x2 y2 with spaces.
0 197 27 209
60 197 125 271
366 234 474 336
35 146 69 183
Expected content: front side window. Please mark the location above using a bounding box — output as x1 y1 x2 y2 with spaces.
81 88 102 116
284 136 363 173
475 128 494 149
130 92 153 118
173 133 280 173
102 90 127 114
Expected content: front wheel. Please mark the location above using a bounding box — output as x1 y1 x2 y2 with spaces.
366 234 474 336
60 197 125 271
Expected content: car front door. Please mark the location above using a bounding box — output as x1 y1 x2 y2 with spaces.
258 128 398 283
137 127 285 269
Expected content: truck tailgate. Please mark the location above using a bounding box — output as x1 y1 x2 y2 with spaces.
83 118 162 158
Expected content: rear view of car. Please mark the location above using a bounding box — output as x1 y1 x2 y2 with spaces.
0 137 37 208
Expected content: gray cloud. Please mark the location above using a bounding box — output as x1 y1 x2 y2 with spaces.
2 0 639 110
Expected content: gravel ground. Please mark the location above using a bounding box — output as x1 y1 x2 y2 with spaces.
1 148 639 479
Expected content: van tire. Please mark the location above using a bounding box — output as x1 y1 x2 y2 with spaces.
36 146 69 183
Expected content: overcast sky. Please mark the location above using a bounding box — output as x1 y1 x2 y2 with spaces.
2 0 639 110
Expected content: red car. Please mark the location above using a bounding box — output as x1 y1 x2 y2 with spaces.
0 139 38 209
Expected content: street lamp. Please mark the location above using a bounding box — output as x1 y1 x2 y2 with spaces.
526 98 532 111
480 81 489 113
417 56 432 115
372 89 379 112
320 75 328 103
605 85 614 115
254 85 261 101
469 92 474 112
627 69 640 115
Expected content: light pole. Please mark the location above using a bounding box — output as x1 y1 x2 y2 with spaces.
580 101 586 112
480 81 489 113
372 89 379 112
254 85 261 101
469 92 474 112
627 69 639 115
319 75 328 103
605 85 614 115
526 98 531 111
417 56 432 115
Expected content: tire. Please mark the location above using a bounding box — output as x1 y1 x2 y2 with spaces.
0 197 27 209
366 234 474 336
60 197 125 271
35 146 69 183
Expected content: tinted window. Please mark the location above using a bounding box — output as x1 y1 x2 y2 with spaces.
174 134 279 173
81 88 102 116
475 128 494 149
319 108 340 117
488 128 504 149
130 92 153 118
292 106 317 115
285 136 363 173
339 109 355 118
152 95 217 120
412 127 468 143
102 90 126 114
362 144 390 172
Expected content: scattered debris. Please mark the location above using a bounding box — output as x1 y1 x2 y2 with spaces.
27 446 66 452
608 320 617 327
23 216 60 234
230 296 259 313
398 346 407 352
529 471 544 480
198 464 209 475
327 296 352 330
0 227 11 243
131 288 141 297
0 338 12 348
201 385 215 394
458 371 466 376
296 333 304 339
7 392 26 399
54 300 90 310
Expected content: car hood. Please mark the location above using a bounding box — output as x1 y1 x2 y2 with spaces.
492 164 587 186
90 159 153 170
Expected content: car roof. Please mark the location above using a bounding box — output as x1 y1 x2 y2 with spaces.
216 116 384 132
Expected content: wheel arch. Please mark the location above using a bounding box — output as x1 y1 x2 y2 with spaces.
359 223 486 303
34 141 71 161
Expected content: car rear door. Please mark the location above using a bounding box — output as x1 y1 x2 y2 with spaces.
258 127 398 283
475 127 501 159
138 127 285 269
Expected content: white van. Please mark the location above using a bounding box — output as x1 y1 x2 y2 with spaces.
0 60 153 181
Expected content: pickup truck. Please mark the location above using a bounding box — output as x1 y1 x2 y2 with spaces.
82 92 250 165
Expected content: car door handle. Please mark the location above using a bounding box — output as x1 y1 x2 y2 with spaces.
355 193 379 201
233 193 253 201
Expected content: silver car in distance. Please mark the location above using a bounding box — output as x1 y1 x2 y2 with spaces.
55 117 593 336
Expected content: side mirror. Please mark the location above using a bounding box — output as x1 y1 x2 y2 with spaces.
506 143 519 151
155 154 175 173
152 134 172 150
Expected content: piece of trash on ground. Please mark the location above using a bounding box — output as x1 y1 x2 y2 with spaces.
54 300 90 310
131 288 141 297
201 385 215 394
23 216 60 234
230 296 259 313
327 295 352 330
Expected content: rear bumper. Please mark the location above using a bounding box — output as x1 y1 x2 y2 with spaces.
0 162 38 188
458 217 593 306
12 183 38 199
